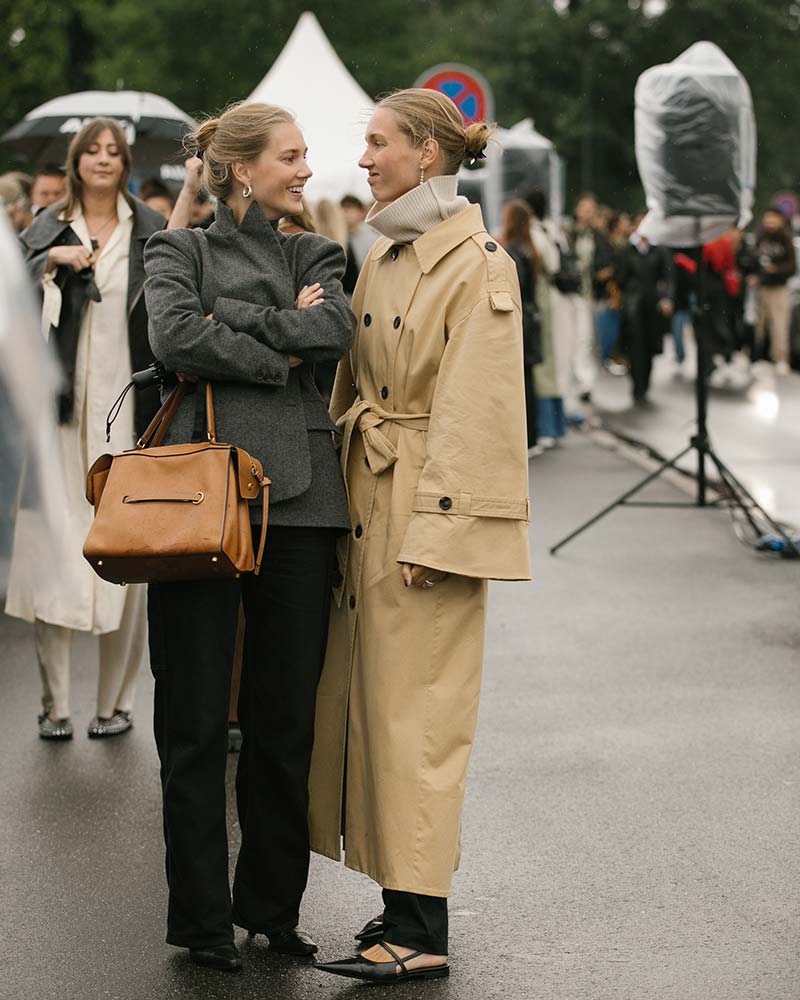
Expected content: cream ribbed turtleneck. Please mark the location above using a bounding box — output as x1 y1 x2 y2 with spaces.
366 175 470 244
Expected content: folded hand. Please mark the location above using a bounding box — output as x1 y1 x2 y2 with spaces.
295 283 325 309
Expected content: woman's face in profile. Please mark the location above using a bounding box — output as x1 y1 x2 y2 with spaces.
78 128 125 195
359 107 421 205
246 122 313 220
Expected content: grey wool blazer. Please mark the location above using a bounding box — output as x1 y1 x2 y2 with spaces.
143 200 354 528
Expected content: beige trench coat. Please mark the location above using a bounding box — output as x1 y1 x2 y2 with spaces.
308 204 531 896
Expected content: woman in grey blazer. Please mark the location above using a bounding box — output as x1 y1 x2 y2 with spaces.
143 102 354 972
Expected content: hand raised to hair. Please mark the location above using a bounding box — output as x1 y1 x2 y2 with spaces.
182 157 204 196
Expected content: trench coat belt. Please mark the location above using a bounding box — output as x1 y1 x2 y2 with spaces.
337 399 431 479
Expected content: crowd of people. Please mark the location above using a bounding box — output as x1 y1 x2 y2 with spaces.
497 190 798 456
4 155 795 465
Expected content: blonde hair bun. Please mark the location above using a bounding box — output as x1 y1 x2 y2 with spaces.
377 89 497 175
464 121 495 162
193 117 220 156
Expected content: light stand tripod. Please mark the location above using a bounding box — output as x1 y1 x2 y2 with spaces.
550 245 800 559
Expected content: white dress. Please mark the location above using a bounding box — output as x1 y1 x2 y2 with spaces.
5 194 141 635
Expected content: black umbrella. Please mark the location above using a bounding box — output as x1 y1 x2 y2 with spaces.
1 90 196 189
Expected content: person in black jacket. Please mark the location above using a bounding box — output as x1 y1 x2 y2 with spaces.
615 232 675 403
143 101 354 973
500 199 541 451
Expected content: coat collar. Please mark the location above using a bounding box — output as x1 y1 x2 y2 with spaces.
23 194 162 249
369 203 486 275
213 199 285 243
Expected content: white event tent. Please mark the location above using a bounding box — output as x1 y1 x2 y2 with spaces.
248 12 374 203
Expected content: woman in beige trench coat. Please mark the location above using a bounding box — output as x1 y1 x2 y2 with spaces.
311 89 531 985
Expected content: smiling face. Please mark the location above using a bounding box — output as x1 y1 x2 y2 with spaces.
77 128 125 196
237 122 312 220
359 107 432 205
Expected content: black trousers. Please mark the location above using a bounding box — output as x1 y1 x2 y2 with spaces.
382 889 448 955
147 525 336 949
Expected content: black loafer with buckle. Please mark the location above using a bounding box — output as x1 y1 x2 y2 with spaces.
188 943 242 971
246 927 318 956
316 942 449 983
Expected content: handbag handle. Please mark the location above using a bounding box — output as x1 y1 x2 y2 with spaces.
136 383 186 449
136 380 218 449
205 381 217 443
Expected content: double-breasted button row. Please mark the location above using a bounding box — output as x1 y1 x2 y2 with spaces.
362 313 402 330
354 524 363 538
349 594 356 609
390 246 400 261
380 386 389 400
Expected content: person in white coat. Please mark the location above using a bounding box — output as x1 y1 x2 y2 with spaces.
4 118 164 740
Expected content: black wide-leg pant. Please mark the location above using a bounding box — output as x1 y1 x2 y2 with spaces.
147 526 336 949
382 890 449 956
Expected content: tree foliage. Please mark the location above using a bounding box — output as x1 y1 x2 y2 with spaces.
2 0 798 211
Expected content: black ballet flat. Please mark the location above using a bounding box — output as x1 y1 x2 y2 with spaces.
247 927 318 956
188 943 242 971
315 942 449 983
354 911 385 947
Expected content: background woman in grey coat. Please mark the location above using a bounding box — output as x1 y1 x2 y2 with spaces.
143 102 354 972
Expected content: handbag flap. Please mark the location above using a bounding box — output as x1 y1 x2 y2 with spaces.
233 448 270 500
86 453 113 505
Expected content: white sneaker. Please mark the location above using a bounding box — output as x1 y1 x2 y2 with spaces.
528 444 545 458
538 436 557 449
776 361 790 376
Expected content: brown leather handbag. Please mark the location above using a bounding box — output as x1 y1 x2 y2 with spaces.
83 382 270 584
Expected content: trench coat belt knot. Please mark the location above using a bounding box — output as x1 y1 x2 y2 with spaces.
332 399 432 609
336 399 431 480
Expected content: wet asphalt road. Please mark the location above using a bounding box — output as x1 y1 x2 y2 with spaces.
1 432 798 1000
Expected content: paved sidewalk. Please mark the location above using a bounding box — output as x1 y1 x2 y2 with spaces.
1 432 798 1000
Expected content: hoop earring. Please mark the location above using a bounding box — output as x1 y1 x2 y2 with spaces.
419 166 425 186
242 184 252 199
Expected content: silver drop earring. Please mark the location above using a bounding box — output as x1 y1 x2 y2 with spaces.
419 166 425 186
242 184 252 199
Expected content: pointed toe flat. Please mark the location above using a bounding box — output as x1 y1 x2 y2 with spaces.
316 942 449 984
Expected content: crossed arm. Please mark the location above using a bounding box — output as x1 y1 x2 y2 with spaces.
144 231 355 385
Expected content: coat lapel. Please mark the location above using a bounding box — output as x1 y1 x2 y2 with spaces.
127 198 164 317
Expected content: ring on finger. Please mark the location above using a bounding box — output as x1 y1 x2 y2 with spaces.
423 579 435 589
